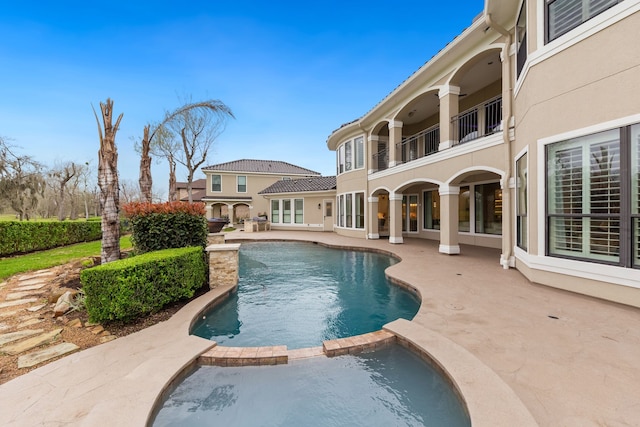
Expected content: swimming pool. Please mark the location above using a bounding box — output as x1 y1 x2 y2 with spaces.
191 242 420 349
153 344 470 427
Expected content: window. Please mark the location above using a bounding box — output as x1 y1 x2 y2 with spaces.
402 195 418 232
271 200 280 223
337 137 365 175
282 199 291 223
337 192 364 229
516 1 527 77
423 190 441 230
211 174 221 192
459 186 471 232
294 199 303 224
517 154 528 250
475 183 503 235
546 0 623 43
546 126 639 265
355 193 365 229
345 140 352 171
237 176 247 193
355 137 364 169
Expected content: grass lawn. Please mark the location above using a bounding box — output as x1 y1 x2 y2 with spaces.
0 236 132 281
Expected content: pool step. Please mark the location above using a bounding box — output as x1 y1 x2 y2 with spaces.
199 330 397 367
323 330 396 357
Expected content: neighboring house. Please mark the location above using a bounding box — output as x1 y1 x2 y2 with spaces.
201 159 320 225
176 178 206 202
325 0 640 308
258 176 337 231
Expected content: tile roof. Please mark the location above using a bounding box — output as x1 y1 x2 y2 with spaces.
176 178 206 190
258 176 336 195
202 159 320 176
179 188 206 202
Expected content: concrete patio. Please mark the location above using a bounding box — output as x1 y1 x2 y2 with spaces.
0 230 639 426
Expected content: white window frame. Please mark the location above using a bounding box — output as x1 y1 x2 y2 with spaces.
337 136 366 175
211 174 222 192
237 175 247 193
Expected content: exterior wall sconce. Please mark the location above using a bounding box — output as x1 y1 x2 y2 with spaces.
318 203 321 209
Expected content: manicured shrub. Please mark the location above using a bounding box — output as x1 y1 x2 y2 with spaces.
0 221 102 256
122 202 207 254
81 246 206 323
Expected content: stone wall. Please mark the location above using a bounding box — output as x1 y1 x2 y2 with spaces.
205 243 240 288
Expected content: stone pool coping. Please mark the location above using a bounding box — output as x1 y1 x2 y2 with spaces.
0 236 537 427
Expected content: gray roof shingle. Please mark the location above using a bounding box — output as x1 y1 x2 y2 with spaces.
258 176 336 195
202 159 320 176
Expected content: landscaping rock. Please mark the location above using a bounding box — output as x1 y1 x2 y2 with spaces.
0 329 44 347
67 318 82 328
1 329 63 355
17 342 79 368
6 291 41 300
53 291 77 317
99 335 116 344
27 304 46 312
0 298 38 309
17 318 44 328
90 325 104 335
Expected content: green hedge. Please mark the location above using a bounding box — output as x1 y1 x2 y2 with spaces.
129 212 207 254
0 221 102 256
81 246 206 323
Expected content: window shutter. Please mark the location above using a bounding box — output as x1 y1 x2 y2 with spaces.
548 0 583 41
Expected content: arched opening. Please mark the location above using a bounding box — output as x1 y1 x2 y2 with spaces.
449 49 503 144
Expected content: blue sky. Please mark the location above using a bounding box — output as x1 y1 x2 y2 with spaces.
0 1 482 199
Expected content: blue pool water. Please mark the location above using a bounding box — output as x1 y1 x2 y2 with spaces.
153 345 471 427
191 242 420 349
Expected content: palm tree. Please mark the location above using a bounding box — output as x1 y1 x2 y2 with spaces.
93 98 123 263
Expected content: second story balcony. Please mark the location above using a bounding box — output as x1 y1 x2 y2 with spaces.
398 124 440 165
452 95 503 145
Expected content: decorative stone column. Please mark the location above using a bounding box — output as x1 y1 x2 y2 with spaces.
388 194 404 244
206 243 240 288
438 85 460 151
388 120 403 167
438 184 460 254
367 196 379 239
207 232 226 245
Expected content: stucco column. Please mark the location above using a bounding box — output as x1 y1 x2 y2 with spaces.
367 196 379 239
388 194 404 244
205 204 212 219
388 120 403 167
368 135 379 174
438 85 460 151
501 177 515 268
438 184 460 254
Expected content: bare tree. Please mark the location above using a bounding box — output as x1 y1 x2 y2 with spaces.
119 178 142 205
0 140 45 220
49 161 78 220
167 99 234 202
138 125 153 203
93 98 123 264
135 99 233 203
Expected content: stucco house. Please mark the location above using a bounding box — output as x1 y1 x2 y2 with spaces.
200 159 321 226
324 0 640 308
258 176 337 231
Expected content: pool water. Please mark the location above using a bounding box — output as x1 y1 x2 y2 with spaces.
153 345 471 427
191 242 420 349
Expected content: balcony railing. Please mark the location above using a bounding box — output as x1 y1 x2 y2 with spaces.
451 96 502 145
372 148 388 172
398 125 440 165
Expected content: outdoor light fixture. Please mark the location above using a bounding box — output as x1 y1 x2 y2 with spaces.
318 203 321 209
